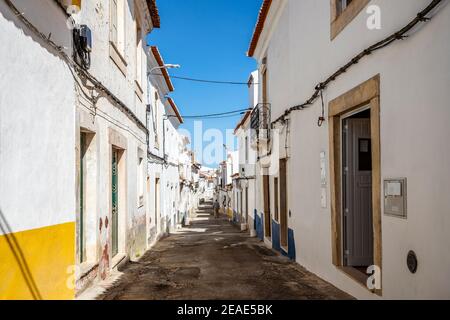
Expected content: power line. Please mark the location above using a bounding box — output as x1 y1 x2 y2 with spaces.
3 0 148 135
272 0 444 126
181 108 251 119
153 73 257 85
184 113 246 120
168 112 247 120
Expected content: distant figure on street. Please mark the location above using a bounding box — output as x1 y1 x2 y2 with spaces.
213 199 220 219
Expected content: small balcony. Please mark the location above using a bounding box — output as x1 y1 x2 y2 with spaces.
250 103 271 151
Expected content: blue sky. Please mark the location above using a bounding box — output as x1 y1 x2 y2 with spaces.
147 0 261 166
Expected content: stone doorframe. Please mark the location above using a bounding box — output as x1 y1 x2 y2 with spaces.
328 74 382 295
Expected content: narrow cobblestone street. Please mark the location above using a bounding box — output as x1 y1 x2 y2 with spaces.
98 202 352 300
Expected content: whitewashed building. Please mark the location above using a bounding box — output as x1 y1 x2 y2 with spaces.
232 71 260 234
146 45 185 242
0 0 77 300
0 0 161 299
247 0 450 299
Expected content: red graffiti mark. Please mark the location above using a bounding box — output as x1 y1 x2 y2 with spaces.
100 243 110 280
99 217 103 231
105 216 109 229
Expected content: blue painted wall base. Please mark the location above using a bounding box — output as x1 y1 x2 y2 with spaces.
272 220 281 252
254 212 296 261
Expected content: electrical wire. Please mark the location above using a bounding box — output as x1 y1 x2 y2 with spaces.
271 0 444 127
3 0 147 135
184 113 246 120
153 74 258 86
180 108 251 119
317 90 325 127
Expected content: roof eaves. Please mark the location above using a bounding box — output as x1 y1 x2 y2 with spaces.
146 0 161 29
247 0 273 57
150 46 175 92
167 97 184 124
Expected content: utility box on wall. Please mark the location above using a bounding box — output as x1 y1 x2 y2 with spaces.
384 178 407 218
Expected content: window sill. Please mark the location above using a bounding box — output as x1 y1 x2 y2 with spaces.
109 42 127 76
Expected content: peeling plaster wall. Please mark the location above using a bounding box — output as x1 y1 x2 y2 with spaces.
74 0 150 292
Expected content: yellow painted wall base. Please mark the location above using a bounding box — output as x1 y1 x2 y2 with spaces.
0 222 75 300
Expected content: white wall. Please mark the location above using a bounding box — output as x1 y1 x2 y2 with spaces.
255 0 450 299
0 0 75 234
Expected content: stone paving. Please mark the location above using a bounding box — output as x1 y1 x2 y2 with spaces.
97 203 353 300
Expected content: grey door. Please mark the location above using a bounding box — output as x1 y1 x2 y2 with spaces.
342 118 373 267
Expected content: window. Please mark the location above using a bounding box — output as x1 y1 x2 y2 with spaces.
337 0 353 16
110 0 125 53
358 138 372 171
154 91 160 148
135 14 143 88
110 0 118 45
110 0 127 74
330 0 369 40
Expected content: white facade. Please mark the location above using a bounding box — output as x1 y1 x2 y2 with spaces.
0 0 76 300
248 0 450 299
234 107 258 232
0 0 159 299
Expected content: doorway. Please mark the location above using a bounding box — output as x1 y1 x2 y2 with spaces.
245 186 249 225
111 148 119 257
78 129 97 265
239 190 243 222
279 159 288 249
79 132 87 263
328 75 382 294
155 178 161 233
263 174 271 238
341 109 373 272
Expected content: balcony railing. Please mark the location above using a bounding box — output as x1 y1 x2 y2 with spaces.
250 103 271 150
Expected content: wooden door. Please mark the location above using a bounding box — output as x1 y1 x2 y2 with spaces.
263 175 271 238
